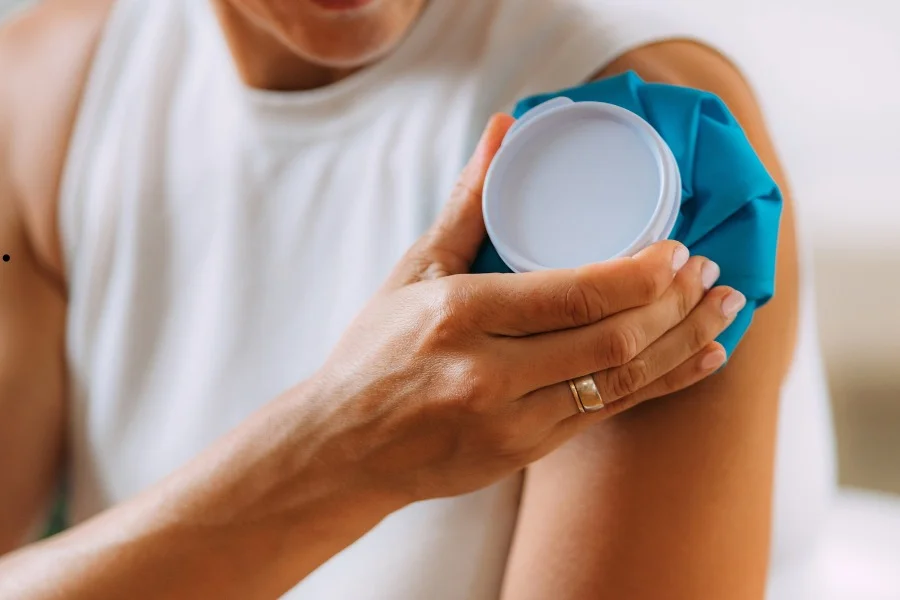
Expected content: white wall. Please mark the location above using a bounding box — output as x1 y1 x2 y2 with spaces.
734 1 900 252
0 0 27 19
696 1 900 376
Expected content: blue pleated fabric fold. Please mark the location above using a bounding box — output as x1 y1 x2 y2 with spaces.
471 72 782 356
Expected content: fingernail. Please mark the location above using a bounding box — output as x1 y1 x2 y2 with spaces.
722 291 746 319
701 261 721 290
672 245 690 272
701 348 727 371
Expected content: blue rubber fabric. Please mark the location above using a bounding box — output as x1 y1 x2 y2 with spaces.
471 71 782 356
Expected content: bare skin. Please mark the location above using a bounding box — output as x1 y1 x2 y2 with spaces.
500 44 799 600
0 0 112 551
0 1 796 598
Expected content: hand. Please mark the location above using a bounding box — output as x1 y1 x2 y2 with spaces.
306 114 744 503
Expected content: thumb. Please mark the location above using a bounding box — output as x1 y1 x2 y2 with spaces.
388 113 516 288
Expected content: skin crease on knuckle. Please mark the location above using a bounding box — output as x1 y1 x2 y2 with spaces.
699 287 734 341
595 323 642 370
635 249 673 303
417 247 464 281
673 259 706 319
636 261 666 305
462 364 497 415
687 313 714 354
419 279 478 352
436 350 505 417
608 355 651 400
563 274 602 328
449 178 479 210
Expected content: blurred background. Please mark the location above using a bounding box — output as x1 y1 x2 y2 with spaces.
2 0 898 597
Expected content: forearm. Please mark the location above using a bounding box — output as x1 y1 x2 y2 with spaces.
0 384 404 599
502 42 797 599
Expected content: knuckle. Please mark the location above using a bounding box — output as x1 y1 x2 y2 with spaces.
403 240 454 283
597 325 641 368
563 275 604 326
424 317 457 353
609 357 650 399
430 276 455 305
488 422 526 460
455 360 503 414
563 281 594 326
428 280 472 337
635 261 667 303
398 251 434 285
674 282 696 321
435 276 462 307
450 178 478 205
660 368 688 395
467 367 496 403
687 318 712 353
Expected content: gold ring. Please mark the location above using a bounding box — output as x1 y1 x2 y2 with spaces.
568 375 605 413
568 379 586 413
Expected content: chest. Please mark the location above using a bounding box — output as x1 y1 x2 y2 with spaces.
61 18 498 503
64 86 488 487
156 103 477 324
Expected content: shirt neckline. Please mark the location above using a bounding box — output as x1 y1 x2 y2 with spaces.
191 0 455 122
244 1 453 109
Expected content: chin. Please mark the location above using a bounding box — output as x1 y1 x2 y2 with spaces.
280 18 412 69
238 0 427 69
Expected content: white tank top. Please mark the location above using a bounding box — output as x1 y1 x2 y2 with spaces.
59 1 837 597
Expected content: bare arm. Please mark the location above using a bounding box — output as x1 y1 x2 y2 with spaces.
0 23 741 591
1 4 782 594
0 8 77 553
1 6 413 581
501 41 799 600
0 106 66 553
0 0 126 552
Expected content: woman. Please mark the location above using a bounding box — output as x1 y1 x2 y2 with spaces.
0 0 834 598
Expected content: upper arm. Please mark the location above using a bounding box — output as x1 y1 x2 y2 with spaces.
0 126 67 552
597 40 799 379
501 42 798 600
0 0 111 552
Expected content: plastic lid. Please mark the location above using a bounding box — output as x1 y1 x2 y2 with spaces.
483 99 681 273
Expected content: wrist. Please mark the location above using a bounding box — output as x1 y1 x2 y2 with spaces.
242 375 408 520
0 378 412 599
138 379 410 592
242 381 409 577
276 375 413 515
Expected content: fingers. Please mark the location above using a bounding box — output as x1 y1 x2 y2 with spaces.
386 114 515 289
508 255 713 393
516 323 731 430
534 341 728 440
514 280 740 426
589 286 742 404
469 240 689 336
600 341 728 414
508 341 729 466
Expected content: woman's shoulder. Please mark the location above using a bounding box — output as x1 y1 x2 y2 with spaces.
469 0 716 109
0 0 114 277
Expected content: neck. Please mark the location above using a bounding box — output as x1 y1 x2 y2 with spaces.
210 1 360 92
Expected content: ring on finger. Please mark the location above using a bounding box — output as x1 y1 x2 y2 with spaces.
568 374 605 413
